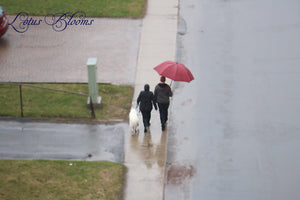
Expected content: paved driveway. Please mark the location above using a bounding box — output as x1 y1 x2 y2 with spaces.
0 16 141 85
0 120 126 162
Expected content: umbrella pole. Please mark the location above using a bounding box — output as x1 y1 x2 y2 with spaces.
170 80 173 87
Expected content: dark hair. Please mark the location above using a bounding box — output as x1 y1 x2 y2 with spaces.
160 76 166 83
144 84 150 91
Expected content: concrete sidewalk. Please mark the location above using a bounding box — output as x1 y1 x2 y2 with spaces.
124 0 179 199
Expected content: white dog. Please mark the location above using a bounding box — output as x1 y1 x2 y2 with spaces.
129 107 139 135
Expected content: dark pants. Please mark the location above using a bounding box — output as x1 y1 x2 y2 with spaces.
158 103 169 128
141 110 151 128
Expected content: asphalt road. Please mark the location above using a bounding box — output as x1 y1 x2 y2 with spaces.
165 0 300 199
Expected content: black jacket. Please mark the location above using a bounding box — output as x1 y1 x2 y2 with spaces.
137 84 157 112
154 83 172 104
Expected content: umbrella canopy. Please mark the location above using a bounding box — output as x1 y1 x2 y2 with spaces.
154 61 194 82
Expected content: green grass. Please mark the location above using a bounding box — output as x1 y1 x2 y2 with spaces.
0 160 126 200
0 83 133 122
1 0 147 18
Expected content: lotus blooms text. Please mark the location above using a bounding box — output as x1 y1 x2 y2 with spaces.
9 11 94 33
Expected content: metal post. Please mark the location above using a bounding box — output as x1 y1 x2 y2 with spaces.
19 85 24 117
89 96 96 118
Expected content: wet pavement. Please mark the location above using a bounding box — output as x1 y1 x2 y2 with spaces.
0 16 141 85
1 0 299 199
165 0 300 199
0 120 126 162
123 0 179 199
124 111 169 200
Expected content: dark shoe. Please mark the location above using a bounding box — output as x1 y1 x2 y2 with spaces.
144 127 147 133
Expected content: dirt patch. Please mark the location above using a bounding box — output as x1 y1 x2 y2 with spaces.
167 164 196 185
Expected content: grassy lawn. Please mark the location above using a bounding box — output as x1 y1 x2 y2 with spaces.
0 83 133 122
1 0 147 18
0 160 126 200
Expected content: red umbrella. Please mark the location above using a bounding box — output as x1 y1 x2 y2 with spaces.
154 61 194 82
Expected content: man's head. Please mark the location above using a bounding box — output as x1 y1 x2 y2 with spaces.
160 76 166 83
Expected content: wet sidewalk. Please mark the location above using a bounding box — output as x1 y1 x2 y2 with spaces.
124 0 179 199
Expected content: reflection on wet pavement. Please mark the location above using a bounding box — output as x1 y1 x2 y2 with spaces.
130 130 167 169
0 120 126 162
124 111 168 200
167 164 196 185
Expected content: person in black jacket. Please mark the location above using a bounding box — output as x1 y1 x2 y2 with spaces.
137 84 157 133
154 76 173 131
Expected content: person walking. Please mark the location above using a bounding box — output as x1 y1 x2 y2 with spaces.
154 76 173 131
137 84 157 133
